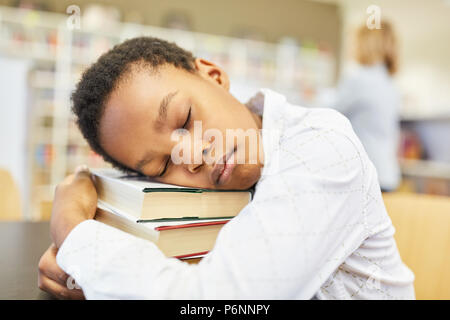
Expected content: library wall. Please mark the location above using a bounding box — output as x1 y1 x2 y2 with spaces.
0 0 342 79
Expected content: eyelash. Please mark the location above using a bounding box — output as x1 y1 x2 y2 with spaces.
159 157 170 177
159 106 192 177
182 105 192 129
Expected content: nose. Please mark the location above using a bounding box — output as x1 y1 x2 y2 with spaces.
186 141 212 174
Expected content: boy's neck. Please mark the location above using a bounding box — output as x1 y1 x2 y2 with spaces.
250 111 263 130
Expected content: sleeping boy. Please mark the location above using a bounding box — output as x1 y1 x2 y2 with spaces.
38 37 415 299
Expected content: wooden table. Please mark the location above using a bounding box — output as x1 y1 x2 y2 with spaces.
0 222 54 299
0 221 201 299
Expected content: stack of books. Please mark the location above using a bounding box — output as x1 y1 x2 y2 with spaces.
91 168 252 261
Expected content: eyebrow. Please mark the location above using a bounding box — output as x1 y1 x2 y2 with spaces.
157 90 178 127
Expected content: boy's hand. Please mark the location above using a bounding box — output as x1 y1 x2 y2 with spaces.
50 165 98 248
38 243 85 299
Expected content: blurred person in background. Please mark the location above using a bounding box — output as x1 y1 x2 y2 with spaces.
324 21 401 192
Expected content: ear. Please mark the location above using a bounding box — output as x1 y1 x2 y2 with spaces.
194 58 230 91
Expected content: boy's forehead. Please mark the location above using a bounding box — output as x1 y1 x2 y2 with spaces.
108 68 167 112
101 66 188 135
110 64 192 106
99 74 161 160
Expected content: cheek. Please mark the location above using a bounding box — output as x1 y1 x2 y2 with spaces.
229 164 261 189
156 165 210 188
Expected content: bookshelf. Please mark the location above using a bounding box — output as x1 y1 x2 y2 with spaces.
398 115 450 196
0 5 335 220
398 159 450 196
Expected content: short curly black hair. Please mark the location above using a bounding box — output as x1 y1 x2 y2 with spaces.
71 36 196 173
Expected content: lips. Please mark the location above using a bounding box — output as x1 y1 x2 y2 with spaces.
210 147 237 186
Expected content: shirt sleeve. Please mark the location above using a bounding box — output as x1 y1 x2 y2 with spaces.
57 116 376 300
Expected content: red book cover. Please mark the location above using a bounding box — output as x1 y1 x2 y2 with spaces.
155 220 229 231
175 251 210 259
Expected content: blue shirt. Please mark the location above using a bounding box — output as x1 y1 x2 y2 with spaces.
330 64 401 190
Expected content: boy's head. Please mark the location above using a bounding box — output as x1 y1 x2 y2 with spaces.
72 37 263 190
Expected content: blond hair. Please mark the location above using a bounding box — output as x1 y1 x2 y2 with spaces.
354 21 398 75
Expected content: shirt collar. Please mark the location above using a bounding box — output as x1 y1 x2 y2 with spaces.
245 88 287 179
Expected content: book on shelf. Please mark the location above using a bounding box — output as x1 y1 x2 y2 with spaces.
91 168 253 222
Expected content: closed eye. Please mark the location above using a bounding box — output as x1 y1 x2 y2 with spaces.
159 157 170 177
182 105 192 129
159 106 191 177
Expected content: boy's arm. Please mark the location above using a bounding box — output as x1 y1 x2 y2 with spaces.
55 128 375 299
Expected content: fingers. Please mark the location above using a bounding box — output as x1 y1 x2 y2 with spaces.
75 164 90 178
57 166 93 190
38 274 85 300
38 244 85 300
75 164 89 174
38 244 69 285
74 164 96 185
56 165 93 191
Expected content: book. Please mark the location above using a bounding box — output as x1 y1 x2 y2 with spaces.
94 205 230 259
91 168 252 222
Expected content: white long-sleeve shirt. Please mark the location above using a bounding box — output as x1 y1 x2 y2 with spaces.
57 88 415 299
